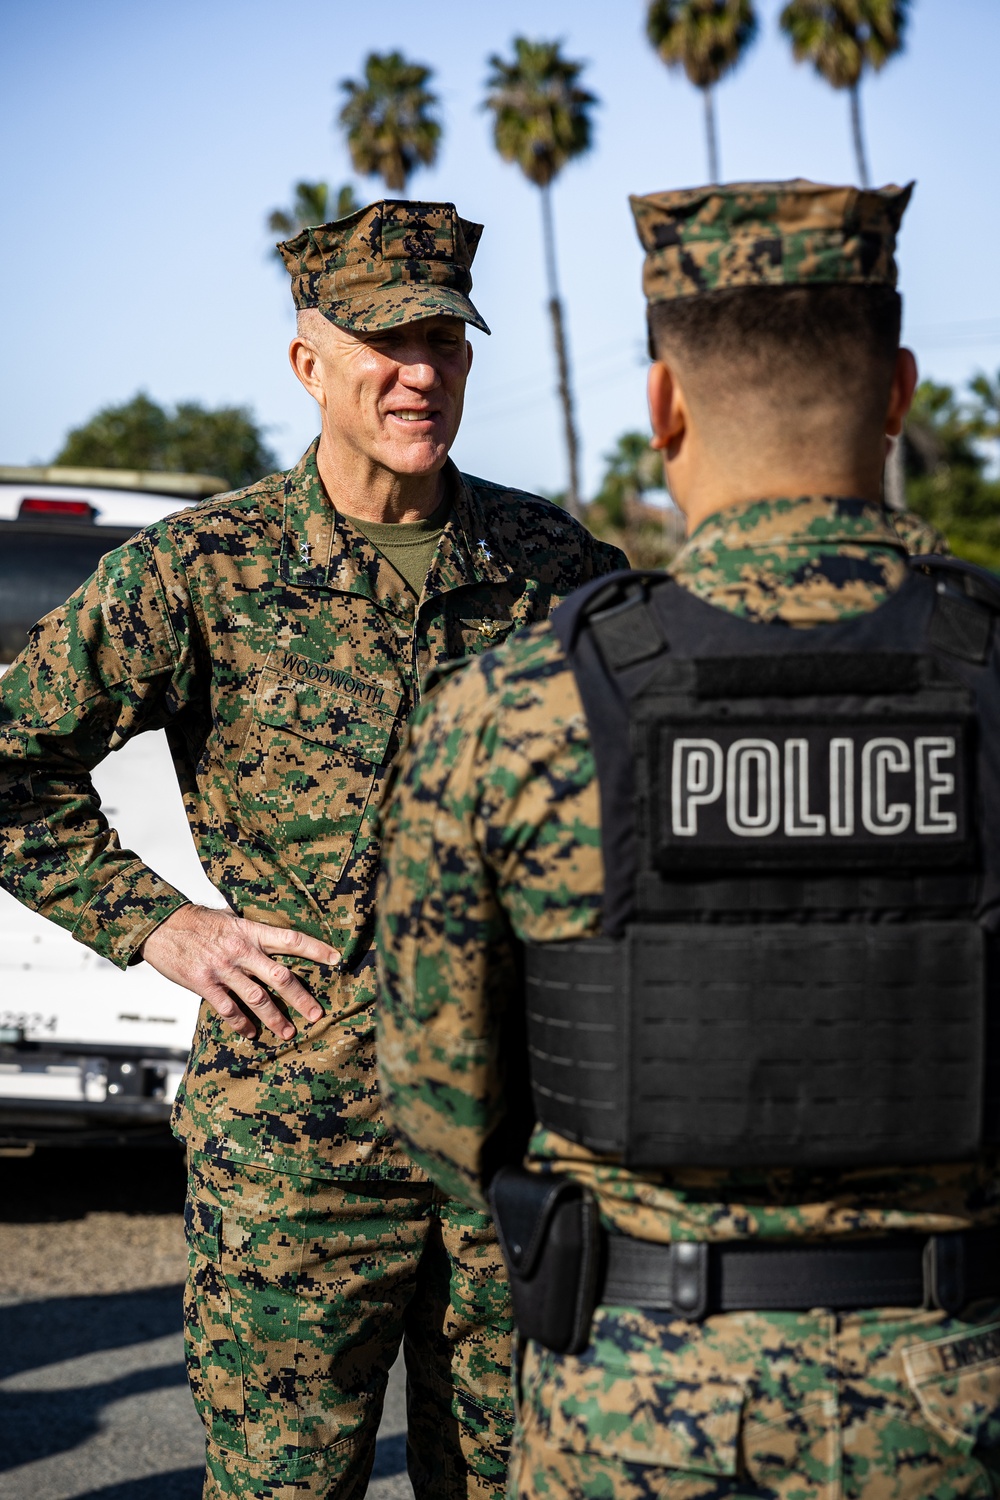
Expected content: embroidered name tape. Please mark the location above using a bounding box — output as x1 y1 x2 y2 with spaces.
278 651 385 707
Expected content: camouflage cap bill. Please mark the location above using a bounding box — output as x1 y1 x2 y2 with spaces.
277 199 490 334
629 179 914 305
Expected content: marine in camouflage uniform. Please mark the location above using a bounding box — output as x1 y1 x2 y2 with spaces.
0 199 626 1498
376 182 1000 1498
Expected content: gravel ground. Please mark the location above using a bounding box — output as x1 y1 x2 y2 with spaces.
0 1143 412 1500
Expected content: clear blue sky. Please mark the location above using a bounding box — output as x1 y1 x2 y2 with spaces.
2 0 998 497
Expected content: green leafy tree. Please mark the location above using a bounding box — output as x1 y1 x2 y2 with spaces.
903 378 1000 571
646 1 758 183
484 38 598 520
968 369 1000 445
905 380 980 475
587 430 684 567
338 51 441 194
593 431 666 528
54 393 278 490
267 181 359 258
779 0 910 188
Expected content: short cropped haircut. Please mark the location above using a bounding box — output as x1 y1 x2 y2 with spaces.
648 284 902 410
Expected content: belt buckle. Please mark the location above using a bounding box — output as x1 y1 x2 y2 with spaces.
923 1233 967 1315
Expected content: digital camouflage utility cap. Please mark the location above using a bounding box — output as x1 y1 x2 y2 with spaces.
630 179 914 305
277 199 490 335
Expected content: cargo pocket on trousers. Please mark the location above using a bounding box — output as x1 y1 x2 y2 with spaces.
903 1320 1000 1458
183 1199 246 1454
545 1355 745 1476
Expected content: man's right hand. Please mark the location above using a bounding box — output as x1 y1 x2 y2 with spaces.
140 905 341 1041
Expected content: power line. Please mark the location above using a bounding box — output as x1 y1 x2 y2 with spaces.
906 317 1000 351
466 346 645 426
907 317 1000 335
470 337 643 408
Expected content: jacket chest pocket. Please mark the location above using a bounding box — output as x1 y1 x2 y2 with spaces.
238 662 403 890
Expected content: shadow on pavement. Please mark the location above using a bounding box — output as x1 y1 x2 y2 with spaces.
371 1431 408 1479
0 1283 184 1382
0 1284 189 1473
72 1471 203 1500
2 1360 190 1473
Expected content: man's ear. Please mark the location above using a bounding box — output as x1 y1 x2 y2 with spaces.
648 359 687 456
289 337 326 409
466 340 474 376
886 347 918 438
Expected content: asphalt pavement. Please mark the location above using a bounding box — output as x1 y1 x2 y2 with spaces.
0 1144 413 1499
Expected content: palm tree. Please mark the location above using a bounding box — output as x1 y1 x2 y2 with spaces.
779 0 910 188
484 38 597 520
646 1 759 183
597 431 666 525
267 182 359 259
589 431 684 567
338 51 441 195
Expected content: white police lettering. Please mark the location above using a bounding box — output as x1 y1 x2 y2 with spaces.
672 739 723 836
861 737 911 835
785 739 826 836
670 731 959 840
829 738 855 836
916 736 958 834
726 739 780 837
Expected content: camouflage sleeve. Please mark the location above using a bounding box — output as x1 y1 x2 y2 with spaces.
376 657 520 1210
0 528 200 968
378 623 602 1204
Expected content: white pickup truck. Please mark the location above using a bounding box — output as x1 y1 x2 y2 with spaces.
0 465 227 1148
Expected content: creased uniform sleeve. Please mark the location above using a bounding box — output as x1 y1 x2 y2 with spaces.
0 528 201 968
376 660 520 1209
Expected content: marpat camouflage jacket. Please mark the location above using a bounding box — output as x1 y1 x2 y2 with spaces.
0 439 625 1177
376 495 1000 1239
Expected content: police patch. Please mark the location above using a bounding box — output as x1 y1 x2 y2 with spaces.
650 718 973 870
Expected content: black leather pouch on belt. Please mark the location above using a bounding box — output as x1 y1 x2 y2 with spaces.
488 1166 601 1355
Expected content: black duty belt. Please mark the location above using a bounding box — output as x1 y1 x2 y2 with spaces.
602 1227 1000 1320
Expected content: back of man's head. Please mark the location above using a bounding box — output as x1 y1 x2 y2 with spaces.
648 282 902 467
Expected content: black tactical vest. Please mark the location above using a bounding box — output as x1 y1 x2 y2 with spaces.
523 557 1000 1169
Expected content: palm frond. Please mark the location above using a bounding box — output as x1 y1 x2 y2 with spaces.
483 37 597 189
338 50 441 194
646 0 759 90
779 0 909 88
335 184 360 219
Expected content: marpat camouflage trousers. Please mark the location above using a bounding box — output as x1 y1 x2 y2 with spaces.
509 1300 1000 1498
183 1152 513 1499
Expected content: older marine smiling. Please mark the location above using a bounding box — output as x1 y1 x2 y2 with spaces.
289 312 472 497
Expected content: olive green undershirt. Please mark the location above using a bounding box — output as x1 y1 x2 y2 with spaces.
342 494 452 598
